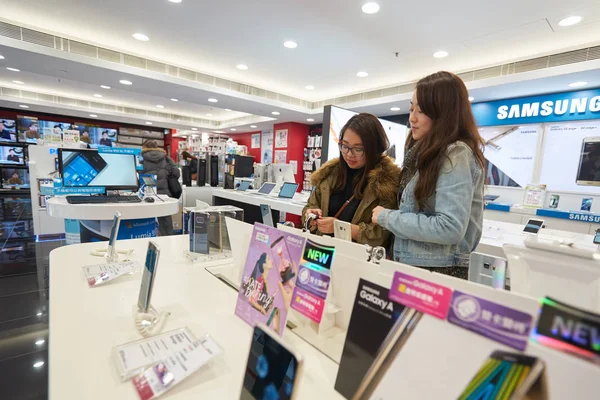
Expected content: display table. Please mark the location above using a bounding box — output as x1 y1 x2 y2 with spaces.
46 196 179 244
213 190 307 215
49 235 343 399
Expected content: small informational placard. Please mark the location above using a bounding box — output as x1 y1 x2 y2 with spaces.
291 239 335 323
43 127 62 143
274 150 287 164
62 129 80 145
132 335 222 400
251 133 260 149
275 129 288 148
289 160 298 174
53 186 106 195
523 184 546 208
447 291 533 351
531 297 600 364
83 260 140 288
388 271 452 320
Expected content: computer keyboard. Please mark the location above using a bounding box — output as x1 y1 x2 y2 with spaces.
66 195 142 204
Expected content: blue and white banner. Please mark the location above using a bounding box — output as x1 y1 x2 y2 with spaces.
53 187 106 195
536 209 600 224
97 147 140 155
472 89 600 126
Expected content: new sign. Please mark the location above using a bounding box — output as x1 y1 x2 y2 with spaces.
472 88 600 126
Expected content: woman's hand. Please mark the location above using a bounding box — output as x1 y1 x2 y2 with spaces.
316 217 336 234
372 206 386 224
305 209 322 227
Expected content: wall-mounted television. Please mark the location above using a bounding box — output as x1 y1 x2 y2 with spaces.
0 119 18 143
0 144 26 166
16 115 40 144
321 105 407 164
74 122 118 148
2 168 30 189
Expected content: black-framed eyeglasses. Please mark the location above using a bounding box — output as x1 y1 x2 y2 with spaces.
339 143 365 158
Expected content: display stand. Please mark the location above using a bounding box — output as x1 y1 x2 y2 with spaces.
133 305 171 338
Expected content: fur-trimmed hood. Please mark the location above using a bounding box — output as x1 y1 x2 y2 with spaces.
310 156 401 203
142 147 167 163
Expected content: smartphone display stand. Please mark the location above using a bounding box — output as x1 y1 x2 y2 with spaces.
134 304 171 338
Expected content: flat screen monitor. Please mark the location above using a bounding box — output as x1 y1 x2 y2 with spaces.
236 180 251 191
0 119 18 143
0 144 26 166
75 123 118 148
278 182 299 199
272 164 295 186
16 115 40 144
2 168 30 189
258 182 276 195
576 137 600 186
58 149 138 190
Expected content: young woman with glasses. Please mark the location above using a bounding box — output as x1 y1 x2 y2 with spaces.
302 113 401 247
371 71 486 279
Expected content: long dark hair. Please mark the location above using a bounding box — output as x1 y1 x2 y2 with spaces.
333 113 389 200
405 71 485 209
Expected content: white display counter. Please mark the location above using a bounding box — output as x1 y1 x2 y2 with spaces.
49 235 343 400
212 190 307 216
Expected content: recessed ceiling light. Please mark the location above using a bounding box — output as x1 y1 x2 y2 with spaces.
206 113 212 116
307 118 315 122
250 125 257 128
170 98 178 102
33 361 45 368
236 64 249 70
390 107 401 111
192 128 198 131
133 33 150 41
119 79 133 85
168 0 182 3
433 51 449 58
208 98 218 103
361 2 380 14
93 94 102 98
156 105 164 109
230 128 237 131
35 339 45 346
0 55 4 60
13 80 24 85
356 71 369 78
225 108 232 111
305 85 315 90
214 130 225 133
6 67 20 72
19 105 29 109
272 111 280 115
36 312 42 316
146 122 153 125
100 85 111 89
284 40 298 49
568 81 588 88
558 16 582 27
468 96 474 102
89 114 98 118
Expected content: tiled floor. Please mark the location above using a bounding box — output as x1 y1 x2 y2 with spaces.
0 194 64 399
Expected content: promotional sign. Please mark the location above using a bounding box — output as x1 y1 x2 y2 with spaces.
235 224 306 336
531 297 600 364
261 131 273 164
43 127 62 143
335 279 405 399
291 239 335 323
388 271 453 320
62 129 80 145
447 291 533 351
536 208 600 223
251 133 260 149
472 88 600 126
275 129 288 148
523 184 546 208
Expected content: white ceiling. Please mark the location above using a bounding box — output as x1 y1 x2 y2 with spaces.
1 0 600 100
0 0 599 133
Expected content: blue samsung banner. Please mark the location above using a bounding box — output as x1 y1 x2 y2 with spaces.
472 88 600 126
536 209 600 224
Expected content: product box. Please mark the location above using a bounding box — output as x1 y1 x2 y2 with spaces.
188 205 244 254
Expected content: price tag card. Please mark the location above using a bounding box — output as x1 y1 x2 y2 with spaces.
83 260 140 288
132 335 223 399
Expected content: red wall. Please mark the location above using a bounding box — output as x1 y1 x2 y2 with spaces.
273 122 309 191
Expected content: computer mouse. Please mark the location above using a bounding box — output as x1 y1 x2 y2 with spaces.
144 197 155 203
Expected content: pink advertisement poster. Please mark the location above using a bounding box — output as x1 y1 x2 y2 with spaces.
389 271 453 320
235 224 306 336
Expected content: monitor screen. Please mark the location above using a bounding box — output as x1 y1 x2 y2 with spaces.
0 145 26 166
576 138 600 186
2 169 30 189
0 119 18 143
278 182 298 199
59 149 138 190
75 123 118 148
16 115 40 144
237 180 251 191
258 182 276 195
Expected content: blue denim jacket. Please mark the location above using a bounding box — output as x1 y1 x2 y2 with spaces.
377 141 484 267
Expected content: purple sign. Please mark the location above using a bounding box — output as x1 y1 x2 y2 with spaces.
296 265 330 298
447 291 533 351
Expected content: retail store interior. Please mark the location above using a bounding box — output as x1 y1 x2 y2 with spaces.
1 0 600 399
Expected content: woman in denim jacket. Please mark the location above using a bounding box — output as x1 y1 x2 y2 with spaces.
372 71 485 279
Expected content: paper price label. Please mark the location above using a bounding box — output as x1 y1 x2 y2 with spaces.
83 260 139 287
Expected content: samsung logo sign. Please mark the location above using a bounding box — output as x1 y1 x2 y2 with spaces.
472 88 600 127
569 213 600 223
497 97 600 120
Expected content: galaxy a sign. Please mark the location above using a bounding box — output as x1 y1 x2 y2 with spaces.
472 88 600 126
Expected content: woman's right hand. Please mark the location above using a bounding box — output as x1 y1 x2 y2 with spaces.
305 209 322 227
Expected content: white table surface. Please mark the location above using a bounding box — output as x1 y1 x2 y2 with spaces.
46 195 179 220
213 190 308 215
49 235 342 400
